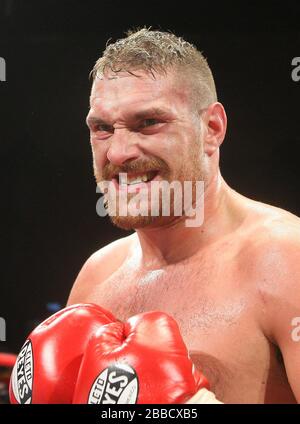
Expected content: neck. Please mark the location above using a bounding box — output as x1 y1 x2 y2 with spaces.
135 171 241 268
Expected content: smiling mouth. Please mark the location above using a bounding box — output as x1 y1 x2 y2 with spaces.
115 171 158 187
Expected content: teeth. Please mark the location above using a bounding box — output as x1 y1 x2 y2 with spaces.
119 173 150 186
127 174 148 185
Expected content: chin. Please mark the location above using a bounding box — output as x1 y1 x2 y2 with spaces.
109 214 158 230
109 214 179 230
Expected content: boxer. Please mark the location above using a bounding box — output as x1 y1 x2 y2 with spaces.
14 28 300 404
67 28 300 403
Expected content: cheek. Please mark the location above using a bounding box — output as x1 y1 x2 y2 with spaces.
134 137 171 170
91 143 108 169
144 130 183 158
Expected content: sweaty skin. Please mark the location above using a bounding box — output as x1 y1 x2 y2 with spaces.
68 70 300 404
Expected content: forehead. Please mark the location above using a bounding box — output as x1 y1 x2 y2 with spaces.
89 70 189 117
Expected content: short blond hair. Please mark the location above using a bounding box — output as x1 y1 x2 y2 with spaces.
91 28 217 109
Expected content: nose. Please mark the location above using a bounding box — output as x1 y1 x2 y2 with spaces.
106 128 141 166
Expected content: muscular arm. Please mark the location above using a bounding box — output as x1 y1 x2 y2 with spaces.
260 229 300 402
67 235 134 306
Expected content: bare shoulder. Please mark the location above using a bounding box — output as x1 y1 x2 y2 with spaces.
67 233 136 306
241 198 300 255
240 198 300 278
239 198 300 341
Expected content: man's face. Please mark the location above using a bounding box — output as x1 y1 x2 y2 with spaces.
87 69 206 229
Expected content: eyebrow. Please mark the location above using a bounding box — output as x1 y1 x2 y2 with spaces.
86 107 170 127
86 116 109 127
132 107 169 120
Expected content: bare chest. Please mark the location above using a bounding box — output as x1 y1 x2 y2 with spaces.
98 260 247 345
84 257 293 403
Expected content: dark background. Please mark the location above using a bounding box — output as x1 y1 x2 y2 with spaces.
0 0 299 353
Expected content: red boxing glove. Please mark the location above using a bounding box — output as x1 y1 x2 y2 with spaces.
73 311 209 404
9 303 116 404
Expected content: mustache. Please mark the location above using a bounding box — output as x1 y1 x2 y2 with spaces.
101 157 170 180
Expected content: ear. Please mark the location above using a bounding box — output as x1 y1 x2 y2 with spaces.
201 102 227 156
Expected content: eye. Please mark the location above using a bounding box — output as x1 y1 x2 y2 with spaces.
139 118 161 128
89 122 114 141
137 118 165 133
95 123 113 133
92 123 114 140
